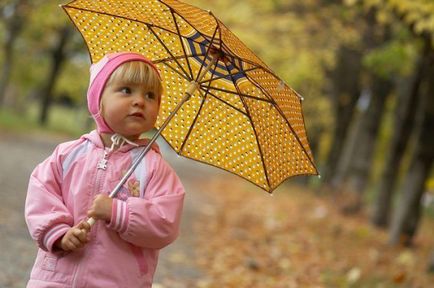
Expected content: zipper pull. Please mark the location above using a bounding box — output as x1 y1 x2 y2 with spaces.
97 150 109 170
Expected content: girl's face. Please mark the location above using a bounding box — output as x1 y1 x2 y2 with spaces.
100 77 160 141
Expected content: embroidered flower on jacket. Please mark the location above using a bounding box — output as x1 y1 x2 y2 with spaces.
128 179 140 197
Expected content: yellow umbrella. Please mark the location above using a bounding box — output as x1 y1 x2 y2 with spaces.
62 0 319 193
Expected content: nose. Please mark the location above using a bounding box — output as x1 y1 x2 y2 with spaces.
132 94 145 107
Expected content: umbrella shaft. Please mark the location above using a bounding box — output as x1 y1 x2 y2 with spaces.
108 91 190 198
109 54 218 198
197 54 218 82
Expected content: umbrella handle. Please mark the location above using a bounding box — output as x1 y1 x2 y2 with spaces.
87 217 96 226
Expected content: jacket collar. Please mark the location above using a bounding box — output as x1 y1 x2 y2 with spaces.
81 130 160 154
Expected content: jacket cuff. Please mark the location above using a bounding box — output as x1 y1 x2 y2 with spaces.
107 199 129 233
42 223 70 252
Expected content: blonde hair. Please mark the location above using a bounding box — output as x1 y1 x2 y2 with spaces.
107 61 163 100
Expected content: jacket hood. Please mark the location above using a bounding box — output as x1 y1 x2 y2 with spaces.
87 52 161 134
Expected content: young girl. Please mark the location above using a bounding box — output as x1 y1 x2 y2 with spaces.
25 52 185 288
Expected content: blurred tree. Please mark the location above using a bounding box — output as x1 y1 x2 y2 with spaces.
0 0 29 106
372 41 427 227
429 251 434 273
316 1 368 188
322 43 362 188
372 0 434 228
38 25 72 125
389 45 434 245
368 0 434 245
17 0 87 125
336 8 395 213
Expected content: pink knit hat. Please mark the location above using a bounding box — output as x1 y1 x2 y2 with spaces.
87 52 161 133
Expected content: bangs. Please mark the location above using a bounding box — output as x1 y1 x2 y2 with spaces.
108 61 163 96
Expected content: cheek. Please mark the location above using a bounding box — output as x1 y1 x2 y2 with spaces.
151 104 160 118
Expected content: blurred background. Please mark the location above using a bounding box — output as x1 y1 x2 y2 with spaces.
0 0 433 287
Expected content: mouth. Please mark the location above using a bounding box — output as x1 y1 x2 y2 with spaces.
129 112 145 119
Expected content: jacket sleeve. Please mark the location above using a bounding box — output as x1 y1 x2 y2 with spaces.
107 152 185 249
25 145 74 252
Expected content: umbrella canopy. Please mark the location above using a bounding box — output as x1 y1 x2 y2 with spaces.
62 0 319 193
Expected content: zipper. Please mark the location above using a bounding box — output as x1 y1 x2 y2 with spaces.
97 150 109 170
72 148 111 287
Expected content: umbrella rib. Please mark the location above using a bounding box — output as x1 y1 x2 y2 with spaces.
203 86 273 103
178 59 220 153
169 8 194 80
63 6 215 62
156 0 220 46
177 91 206 154
222 61 272 190
158 133 279 192
239 72 275 103
198 67 259 84
160 61 191 82
203 90 248 116
148 26 192 81
209 12 223 50
194 26 219 83
154 53 206 64
243 73 318 170
276 101 318 168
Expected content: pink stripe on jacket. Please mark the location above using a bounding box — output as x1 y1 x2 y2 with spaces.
25 130 185 288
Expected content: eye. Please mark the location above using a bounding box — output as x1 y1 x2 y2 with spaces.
120 87 131 94
145 92 156 100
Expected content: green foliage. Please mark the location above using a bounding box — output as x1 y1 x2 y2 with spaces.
56 53 90 105
363 0 434 42
363 39 417 78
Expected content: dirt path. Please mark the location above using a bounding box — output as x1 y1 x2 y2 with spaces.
0 131 215 288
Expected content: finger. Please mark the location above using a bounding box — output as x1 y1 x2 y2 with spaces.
69 235 82 248
76 222 90 234
65 240 78 251
79 221 91 232
73 229 88 243
72 229 85 240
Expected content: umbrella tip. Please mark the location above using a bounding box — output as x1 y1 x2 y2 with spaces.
295 91 304 101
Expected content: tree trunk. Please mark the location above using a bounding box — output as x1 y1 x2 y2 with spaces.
322 8 382 188
38 25 71 125
429 251 434 273
322 45 362 186
0 0 27 106
338 77 393 213
389 48 434 246
371 47 429 228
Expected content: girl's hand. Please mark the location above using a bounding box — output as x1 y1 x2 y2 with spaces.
55 221 91 252
88 194 113 222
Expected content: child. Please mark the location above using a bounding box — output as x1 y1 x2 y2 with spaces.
25 52 185 288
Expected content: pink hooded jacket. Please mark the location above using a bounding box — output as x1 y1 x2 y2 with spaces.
25 52 183 287
25 130 185 287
